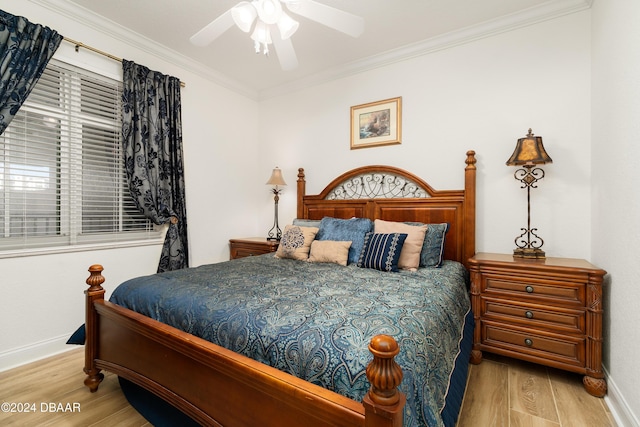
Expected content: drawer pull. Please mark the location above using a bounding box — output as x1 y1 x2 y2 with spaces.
525 285 534 293
524 338 533 347
525 311 534 319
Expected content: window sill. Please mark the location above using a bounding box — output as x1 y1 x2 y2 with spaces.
0 238 165 259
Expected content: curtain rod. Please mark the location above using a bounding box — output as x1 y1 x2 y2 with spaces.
62 36 186 88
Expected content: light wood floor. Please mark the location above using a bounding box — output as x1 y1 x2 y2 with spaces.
0 348 149 426
458 353 615 427
0 348 615 426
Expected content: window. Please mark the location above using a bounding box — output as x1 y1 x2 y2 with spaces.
0 59 159 253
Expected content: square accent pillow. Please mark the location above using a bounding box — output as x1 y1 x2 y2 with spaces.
357 232 408 272
308 240 351 266
274 225 319 260
374 219 427 271
316 217 373 264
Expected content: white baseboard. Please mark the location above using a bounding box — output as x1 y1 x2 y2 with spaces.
605 366 640 427
0 335 79 372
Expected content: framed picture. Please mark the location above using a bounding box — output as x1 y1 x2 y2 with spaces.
350 97 401 149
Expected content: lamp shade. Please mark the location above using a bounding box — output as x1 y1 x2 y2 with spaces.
266 167 287 186
251 20 272 45
231 2 257 33
277 12 299 39
506 129 553 166
255 0 283 25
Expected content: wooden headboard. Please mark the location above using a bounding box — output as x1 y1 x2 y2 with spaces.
297 150 477 267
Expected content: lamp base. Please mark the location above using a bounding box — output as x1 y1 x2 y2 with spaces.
266 237 280 242
513 247 546 259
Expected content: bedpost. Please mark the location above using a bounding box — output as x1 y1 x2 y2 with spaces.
362 335 406 427
84 264 105 392
297 167 306 219
464 150 477 269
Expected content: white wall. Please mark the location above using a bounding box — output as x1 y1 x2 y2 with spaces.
0 0 261 370
260 11 593 260
592 0 640 425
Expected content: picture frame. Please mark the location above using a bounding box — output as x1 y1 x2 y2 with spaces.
350 97 402 149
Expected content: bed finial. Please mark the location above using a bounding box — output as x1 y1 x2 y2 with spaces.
363 334 405 425
86 264 105 292
365 334 403 405
465 150 477 169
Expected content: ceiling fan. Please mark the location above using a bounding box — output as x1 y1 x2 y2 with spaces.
190 0 364 71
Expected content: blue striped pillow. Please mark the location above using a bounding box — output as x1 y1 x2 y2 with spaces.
357 232 408 272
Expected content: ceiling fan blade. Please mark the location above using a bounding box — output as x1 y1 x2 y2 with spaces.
190 9 236 46
284 0 364 38
271 28 299 70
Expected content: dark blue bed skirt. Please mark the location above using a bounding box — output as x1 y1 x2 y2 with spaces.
118 377 200 427
441 308 474 427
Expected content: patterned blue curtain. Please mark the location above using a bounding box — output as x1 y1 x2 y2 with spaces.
122 60 189 273
0 9 62 134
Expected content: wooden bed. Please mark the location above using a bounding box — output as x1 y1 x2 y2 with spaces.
83 150 477 427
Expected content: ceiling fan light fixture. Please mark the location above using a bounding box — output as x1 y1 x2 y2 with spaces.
251 20 272 54
277 12 299 39
255 0 283 25
190 0 365 70
231 2 257 32
251 20 272 44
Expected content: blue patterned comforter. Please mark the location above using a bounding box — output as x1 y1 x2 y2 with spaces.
110 254 471 427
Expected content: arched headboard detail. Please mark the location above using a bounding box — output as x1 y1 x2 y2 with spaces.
297 150 477 267
317 165 437 200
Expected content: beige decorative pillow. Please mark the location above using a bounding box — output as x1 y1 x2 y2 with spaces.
308 240 352 266
274 225 319 260
374 219 427 271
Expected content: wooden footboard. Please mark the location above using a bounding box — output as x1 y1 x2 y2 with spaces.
84 265 406 427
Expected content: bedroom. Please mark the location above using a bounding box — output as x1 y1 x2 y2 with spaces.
0 0 637 426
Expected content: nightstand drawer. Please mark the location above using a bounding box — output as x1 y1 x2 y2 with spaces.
232 247 271 258
482 297 585 334
482 321 585 367
483 274 585 305
229 238 279 260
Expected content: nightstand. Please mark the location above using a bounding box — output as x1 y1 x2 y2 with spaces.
468 252 607 397
229 237 279 260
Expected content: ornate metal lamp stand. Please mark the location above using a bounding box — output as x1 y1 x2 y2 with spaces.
506 129 552 259
512 164 546 258
266 167 286 241
267 186 283 241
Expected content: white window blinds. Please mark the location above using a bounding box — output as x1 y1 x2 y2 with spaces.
0 59 160 252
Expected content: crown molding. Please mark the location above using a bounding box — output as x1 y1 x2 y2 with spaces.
28 0 260 100
29 0 590 102
259 0 592 100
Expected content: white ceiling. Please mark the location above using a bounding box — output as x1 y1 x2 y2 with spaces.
62 0 590 98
